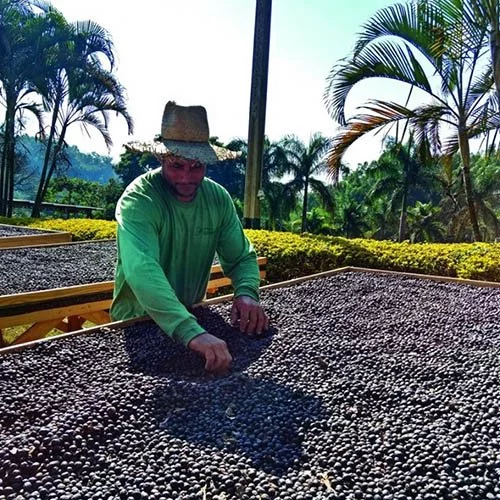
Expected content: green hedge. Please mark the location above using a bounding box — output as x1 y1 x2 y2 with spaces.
2 217 500 283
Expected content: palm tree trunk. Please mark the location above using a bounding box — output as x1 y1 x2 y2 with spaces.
32 99 61 218
458 128 481 242
301 179 309 233
398 183 409 242
490 5 500 100
0 102 16 217
39 128 67 210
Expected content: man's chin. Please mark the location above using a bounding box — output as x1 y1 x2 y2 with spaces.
174 185 198 200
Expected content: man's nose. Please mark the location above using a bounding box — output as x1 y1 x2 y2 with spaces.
178 170 190 182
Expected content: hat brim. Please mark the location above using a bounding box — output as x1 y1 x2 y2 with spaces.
125 140 240 165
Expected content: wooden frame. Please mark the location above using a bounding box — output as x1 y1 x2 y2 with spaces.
3 263 498 353
0 257 267 348
0 224 72 249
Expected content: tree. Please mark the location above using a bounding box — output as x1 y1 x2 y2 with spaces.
439 0 500 100
406 201 446 242
45 176 105 207
114 149 159 187
226 136 296 229
366 136 439 241
280 133 334 233
0 0 50 216
442 152 500 241
324 0 500 242
31 15 133 217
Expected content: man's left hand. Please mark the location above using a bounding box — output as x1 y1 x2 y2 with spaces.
230 296 269 335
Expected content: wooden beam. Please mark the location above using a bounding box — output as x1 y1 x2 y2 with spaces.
0 281 114 308
347 266 500 288
12 319 63 345
0 231 72 249
0 300 112 329
80 310 111 325
0 316 152 355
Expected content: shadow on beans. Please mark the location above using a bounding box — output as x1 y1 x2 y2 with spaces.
123 307 327 475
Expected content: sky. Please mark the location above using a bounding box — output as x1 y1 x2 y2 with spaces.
47 0 400 167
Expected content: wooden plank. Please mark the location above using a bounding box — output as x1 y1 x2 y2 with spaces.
0 237 115 252
210 256 267 275
206 270 266 291
67 315 86 331
0 281 114 308
0 300 112 329
81 310 111 325
55 319 70 333
0 316 152 355
0 232 71 248
12 319 63 345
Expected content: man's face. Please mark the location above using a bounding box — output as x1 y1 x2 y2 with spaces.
161 156 206 202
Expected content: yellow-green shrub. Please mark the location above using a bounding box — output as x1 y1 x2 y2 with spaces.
246 229 500 284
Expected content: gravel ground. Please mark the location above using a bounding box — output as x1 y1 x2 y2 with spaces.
0 224 54 237
0 241 117 295
1 271 500 499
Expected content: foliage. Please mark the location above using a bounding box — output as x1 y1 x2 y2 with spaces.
113 150 159 187
324 0 500 242
0 2 131 217
17 135 115 189
279 133 334 233
0 0 51 216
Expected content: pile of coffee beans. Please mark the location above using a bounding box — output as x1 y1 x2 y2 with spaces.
1 271 499 499
0 241 116 295
0 225 49 237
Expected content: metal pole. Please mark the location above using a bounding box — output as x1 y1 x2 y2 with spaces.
243 0 272 229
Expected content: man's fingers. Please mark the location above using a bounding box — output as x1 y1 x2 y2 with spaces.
203 348 217 372
230 303 239 326
209 345 232 374
188 333 232 374
254 311 267 335
245 310 259 334
238 309 250 333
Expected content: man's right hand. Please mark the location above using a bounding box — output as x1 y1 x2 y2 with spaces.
188 332 232 374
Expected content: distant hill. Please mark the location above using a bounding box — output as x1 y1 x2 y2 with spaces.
15 135 116 199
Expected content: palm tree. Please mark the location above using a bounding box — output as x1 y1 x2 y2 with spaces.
226 136 297 229
406 201 446 242
324 0 500 241
443 152 500 241
31 17 133 217
0 0 50 216
439 0 500 100
367 135 439 241
280 133 334 233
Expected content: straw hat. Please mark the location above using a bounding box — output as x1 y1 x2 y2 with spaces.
125 101 239 165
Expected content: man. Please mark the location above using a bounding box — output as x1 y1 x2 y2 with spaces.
110 101 268 374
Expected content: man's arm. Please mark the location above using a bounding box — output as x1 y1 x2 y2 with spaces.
215 190 268 334
114 189 206 346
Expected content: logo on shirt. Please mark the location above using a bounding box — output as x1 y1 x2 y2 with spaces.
196 226 216 235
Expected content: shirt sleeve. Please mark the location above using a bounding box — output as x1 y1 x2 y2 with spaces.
215 190 261 301
115 187 206 346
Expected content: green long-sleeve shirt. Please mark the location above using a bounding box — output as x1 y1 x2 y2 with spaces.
110 168 260 346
